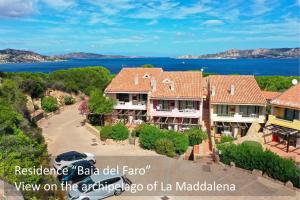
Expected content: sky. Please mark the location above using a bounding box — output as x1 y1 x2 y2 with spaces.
0 0 299 56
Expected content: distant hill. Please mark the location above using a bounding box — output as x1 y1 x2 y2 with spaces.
55 52 132 59
0 49 62 63
177 48 300 59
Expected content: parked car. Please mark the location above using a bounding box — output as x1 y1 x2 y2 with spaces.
68 173 132 200
58 160 96 184
54 151 96 172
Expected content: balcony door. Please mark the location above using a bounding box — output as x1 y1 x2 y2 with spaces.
116 93 129 102
217 105 229 116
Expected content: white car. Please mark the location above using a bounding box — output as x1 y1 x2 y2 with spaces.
68 173 132 200
54 151 96 172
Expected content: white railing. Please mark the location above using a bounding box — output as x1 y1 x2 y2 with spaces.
114 100 147 110
151 108 201 118
212 113 266 123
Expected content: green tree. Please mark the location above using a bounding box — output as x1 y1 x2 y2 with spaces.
48 66 112 94
0 101 23 134
141 64 154 68
88 89 114 125
21 78 45 98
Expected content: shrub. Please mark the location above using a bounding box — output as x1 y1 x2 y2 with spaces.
111 123 129 141
64 95 75 105
164 130 189 155
133 123 146 137
100 125 112 141
131 130 137 138
155 138 175 157
139 125 162 150
220 135 235 143
242 141 263 150
41 96 58 112
139 125 188 155
218 143 300 188
185 128 208 146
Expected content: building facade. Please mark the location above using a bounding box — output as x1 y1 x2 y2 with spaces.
264 84 300 152
208 75 267 138
104 68 204 131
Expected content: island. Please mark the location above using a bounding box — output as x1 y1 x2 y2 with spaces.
177 48 300 59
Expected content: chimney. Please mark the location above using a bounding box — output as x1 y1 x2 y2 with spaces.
169 81 175 91
211 86 216 96
150 78 156 91
134 74 139 85
230 84 235 95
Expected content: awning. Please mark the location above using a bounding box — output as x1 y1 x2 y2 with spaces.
213 121 248 129
264 124 300 138
263 124 300 152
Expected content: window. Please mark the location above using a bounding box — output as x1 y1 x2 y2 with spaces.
217 105 229 116
116 93 129 102
157 100 170 110
240 106 260 117
139 94 147 101
179 101 197 110
284 109 299 121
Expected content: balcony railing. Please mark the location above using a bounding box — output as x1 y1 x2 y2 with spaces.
114 100 147 110
151 108 201 117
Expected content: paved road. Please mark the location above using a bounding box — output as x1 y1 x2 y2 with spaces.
39 103 298 200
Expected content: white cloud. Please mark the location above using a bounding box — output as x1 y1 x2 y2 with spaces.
89 14 116 25
203 19 224 26
250 0 276 16
0 0 36 18
147 19 158 25
41 0 75 10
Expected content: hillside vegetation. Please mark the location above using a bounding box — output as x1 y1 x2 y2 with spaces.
0 66 112 199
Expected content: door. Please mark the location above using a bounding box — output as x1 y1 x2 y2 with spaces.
272 134 279 142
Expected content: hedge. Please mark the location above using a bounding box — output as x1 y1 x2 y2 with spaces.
155 138 176 157
218 143 300 188
139 125 188 155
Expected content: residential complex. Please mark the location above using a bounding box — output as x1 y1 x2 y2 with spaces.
208 75 267 138
104 67 299 152
104 68 204 131
264 83 300 152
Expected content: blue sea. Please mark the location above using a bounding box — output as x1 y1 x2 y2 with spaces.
0 58 299 76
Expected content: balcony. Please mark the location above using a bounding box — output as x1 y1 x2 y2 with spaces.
151 108 201 118
269 115 300 130
114 100 147 110
211 113 266 123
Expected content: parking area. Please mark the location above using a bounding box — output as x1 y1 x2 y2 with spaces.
39 103 298 200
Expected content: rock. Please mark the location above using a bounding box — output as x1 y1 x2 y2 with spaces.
285 181 294 189
252 169 263 176
230 161 235 168
25 95 35 113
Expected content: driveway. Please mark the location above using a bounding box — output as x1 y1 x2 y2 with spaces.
39 103 298 200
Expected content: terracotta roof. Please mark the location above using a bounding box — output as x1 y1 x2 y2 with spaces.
105 68 202 99
262 91 282 101
271 84 300 109
209 75 266 105
105 68 163 93
151 71 202 99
